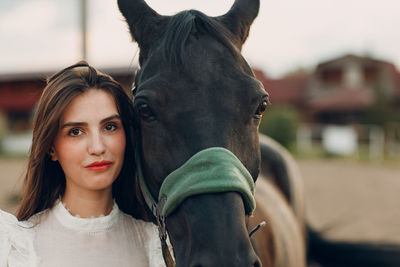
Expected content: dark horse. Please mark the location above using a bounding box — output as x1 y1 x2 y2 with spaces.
117 0 400 266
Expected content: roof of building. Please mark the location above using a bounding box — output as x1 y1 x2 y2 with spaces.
316 54 392 70
253 69 308 106
307 88 375 113
0 66 137 82
0 85 42 112
389 64 400 98
0 66 137 112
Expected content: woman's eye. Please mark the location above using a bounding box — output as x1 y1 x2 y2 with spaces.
68 128 83 136
105 123 117 131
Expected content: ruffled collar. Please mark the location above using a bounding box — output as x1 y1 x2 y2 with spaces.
52 200 120 233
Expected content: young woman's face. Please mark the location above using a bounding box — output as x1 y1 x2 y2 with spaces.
51 89 126 194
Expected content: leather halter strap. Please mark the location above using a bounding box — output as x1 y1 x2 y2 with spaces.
135 147 174 266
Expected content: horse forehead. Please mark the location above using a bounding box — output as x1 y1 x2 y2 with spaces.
144 32 241 72
136 33 258 104
141 53 249 94
138 69 250 103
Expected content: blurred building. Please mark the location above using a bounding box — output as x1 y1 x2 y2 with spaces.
256 54 400 125
0 72 46 135
307 54 400 124
256 54 400 157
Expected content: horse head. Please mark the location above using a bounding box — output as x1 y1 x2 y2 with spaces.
118 1 267 266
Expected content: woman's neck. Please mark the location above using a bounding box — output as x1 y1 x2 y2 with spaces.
61 188 114 218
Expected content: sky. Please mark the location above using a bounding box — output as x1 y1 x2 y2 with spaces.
1 0 400 78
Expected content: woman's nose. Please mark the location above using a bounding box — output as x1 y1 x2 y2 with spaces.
88 133 106 155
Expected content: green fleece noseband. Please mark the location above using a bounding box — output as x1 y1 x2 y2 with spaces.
137 147 256 219
159 147 256 217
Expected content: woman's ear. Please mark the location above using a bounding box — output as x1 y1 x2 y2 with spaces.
49 147 58 161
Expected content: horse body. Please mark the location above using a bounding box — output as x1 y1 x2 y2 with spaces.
252 177 305 267
250 134 306 267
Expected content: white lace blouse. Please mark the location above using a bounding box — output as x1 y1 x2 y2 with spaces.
0 200 167 267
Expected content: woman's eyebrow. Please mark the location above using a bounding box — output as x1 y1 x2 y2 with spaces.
100 114 121 124
61 121 87 129
61 114 121 129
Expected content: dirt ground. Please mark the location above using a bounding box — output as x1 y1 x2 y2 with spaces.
1 157 399 244
0 157 26 213
298 158 400 244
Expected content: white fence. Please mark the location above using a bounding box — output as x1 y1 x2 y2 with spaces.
296 123 400 160
0 133 32 155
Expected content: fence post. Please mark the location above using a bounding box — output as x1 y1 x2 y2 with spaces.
369 125 384 161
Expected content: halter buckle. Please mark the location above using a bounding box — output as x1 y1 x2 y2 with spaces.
156 195 168 240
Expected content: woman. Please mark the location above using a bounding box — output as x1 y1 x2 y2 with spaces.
0 62 165 266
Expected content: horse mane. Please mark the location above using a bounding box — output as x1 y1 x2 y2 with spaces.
158 10 240 69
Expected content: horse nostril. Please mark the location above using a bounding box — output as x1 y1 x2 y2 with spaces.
253 256 262 267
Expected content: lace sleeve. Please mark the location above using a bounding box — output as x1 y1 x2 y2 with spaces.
0 210 37 267
0 210 12 267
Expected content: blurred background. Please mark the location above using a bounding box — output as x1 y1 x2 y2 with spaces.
0 0 399 244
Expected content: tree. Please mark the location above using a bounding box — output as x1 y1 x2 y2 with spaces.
259 106 299 149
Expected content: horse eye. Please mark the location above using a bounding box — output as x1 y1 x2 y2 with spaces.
255 100 268 116
137 103 155 121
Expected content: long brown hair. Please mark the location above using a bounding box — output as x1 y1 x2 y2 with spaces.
17 61 145 221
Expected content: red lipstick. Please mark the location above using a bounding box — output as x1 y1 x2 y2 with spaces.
85 161 113 171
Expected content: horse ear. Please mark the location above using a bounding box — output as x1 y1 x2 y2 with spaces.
217 0 260 49
118 0 166 63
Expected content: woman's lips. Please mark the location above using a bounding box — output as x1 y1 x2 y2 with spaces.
85 161 113 171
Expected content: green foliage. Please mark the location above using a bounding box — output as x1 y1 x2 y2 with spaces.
6 192 21 206
259 106 299 149
363 84 394 127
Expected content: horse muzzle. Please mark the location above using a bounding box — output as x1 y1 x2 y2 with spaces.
137 147 259 266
